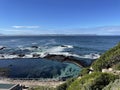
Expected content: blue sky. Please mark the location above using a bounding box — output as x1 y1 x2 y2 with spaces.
0 0 120 35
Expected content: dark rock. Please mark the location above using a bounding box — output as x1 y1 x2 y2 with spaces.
0 46 6 50
44 54 88 67
32 54 40 58
44 54 66 61
59 76 72 81
61 45 67 47
11 52 17 55
18 54 25 57
31 46 38 49
0 54 4 58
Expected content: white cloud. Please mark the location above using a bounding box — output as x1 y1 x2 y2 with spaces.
0 29 57 35
97 26 120 34
1 29 41 35
1 26 120 35
107 29 120 32
12 25 40 29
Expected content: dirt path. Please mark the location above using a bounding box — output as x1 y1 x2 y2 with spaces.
0 78 65 88
102 68 120 75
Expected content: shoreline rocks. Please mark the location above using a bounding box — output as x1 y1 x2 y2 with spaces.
0 46 6 50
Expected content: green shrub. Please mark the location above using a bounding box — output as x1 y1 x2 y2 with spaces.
79 67 90 76
56 83 67 90
56 78 76 90
67 72 118 90
92 43 120 71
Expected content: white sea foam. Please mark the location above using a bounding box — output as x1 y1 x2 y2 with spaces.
29 45 73 58
0 52 100 60
1 54 18 59
47 46 66 53
18 45 73 53
83 53 100 59
30 45 100 59
0 44 100 60
49 52 71 56
48 52 100 59
76 53 100 59
46 45 73 53
24 54 33 58
63 45 73 48
20 46 40 51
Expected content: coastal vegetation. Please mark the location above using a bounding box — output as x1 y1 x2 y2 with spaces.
79 67 90 76
92 42 120 71
67 72 118 90
56 78 76 90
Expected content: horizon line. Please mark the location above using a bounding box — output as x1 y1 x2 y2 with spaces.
0 34 120 36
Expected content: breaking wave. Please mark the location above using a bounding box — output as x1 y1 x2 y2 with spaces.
0 45 100 60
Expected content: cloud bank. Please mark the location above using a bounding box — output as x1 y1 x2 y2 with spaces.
0 26 120 35
12 25 40 29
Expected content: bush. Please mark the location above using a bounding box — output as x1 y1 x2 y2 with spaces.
67 72 118 90
56 78 76 90
79 67 90 76
92 43 120 71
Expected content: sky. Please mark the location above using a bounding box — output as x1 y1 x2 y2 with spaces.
0 0 120 35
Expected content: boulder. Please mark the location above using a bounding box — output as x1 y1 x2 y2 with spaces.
31 46 39 49
32 54 40 58
0 46 6 50
18 54 25 57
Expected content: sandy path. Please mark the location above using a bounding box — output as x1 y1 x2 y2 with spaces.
0 78 65 88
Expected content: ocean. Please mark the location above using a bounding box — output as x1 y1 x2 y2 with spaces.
0 36 120 79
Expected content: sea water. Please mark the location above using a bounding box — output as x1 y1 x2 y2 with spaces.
0 36 120 79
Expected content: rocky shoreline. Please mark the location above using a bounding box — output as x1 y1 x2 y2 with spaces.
0 45 100 67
